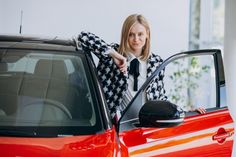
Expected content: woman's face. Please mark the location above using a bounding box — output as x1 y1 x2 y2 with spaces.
128 22 148 56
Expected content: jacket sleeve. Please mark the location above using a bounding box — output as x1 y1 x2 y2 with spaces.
155 68 168 100
77 31 112 60
146 54 168 101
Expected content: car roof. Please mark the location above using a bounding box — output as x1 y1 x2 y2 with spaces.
0 34 79 52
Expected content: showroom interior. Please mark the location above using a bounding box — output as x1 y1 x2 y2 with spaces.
0 0 236 156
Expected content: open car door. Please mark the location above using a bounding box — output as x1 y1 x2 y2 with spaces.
118 49 234 157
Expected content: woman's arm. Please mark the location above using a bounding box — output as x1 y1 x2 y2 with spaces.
77 31 112 59
77 31 127 73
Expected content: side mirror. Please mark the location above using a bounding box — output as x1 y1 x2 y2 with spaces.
139 100 185 128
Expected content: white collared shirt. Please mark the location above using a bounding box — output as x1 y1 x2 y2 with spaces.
126 52 147 97
119 52 147 112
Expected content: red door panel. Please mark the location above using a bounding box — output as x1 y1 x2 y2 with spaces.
119 109 234 157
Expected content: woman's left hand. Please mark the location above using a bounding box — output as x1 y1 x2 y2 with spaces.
194 107 206 114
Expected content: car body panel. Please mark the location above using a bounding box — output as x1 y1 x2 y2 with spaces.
119 109 233 157
0 127 119 157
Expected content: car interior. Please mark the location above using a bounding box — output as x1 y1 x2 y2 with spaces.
0 50 94 126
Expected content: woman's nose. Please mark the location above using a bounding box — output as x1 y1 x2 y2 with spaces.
134 35 139 41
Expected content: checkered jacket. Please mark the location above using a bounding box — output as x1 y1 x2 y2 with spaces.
78 31 167 118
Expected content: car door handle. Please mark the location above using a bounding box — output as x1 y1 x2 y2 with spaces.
212 128 233 144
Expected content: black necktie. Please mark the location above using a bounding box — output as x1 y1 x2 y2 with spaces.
129 58 140 91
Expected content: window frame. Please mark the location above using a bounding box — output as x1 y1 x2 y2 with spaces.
118 49 225 131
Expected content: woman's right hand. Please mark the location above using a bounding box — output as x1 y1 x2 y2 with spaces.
109 50 127 74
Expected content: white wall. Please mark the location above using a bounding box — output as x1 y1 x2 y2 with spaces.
0 0 190 59
0 0 4 31
224 0 236 156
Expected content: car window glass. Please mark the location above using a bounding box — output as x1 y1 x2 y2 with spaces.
120 53 218 126
119 50 227 133
163 55 216 112
0 49 102 135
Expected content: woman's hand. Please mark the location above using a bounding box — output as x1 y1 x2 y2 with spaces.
109 50 127 74
190 107 206 114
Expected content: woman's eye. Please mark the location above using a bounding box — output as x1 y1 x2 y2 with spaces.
129 33 134 37
138 33 143 36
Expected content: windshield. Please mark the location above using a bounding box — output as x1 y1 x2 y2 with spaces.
0 48 102 136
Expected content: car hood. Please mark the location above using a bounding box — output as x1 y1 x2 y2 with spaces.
0 129 118 157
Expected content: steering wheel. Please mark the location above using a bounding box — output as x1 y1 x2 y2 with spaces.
22 99 72 120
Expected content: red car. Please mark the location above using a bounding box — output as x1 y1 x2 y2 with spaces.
0 35 234 157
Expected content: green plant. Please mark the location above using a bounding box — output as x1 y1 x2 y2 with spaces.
168 56 210 111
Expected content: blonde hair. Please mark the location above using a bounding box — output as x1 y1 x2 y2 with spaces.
118 14 151 61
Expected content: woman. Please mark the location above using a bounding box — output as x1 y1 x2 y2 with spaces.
77 14 205 120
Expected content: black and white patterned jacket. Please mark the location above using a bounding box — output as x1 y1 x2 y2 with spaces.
78 31 167 118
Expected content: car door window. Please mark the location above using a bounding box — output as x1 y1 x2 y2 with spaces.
119 50 226 131
163 55 217 114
